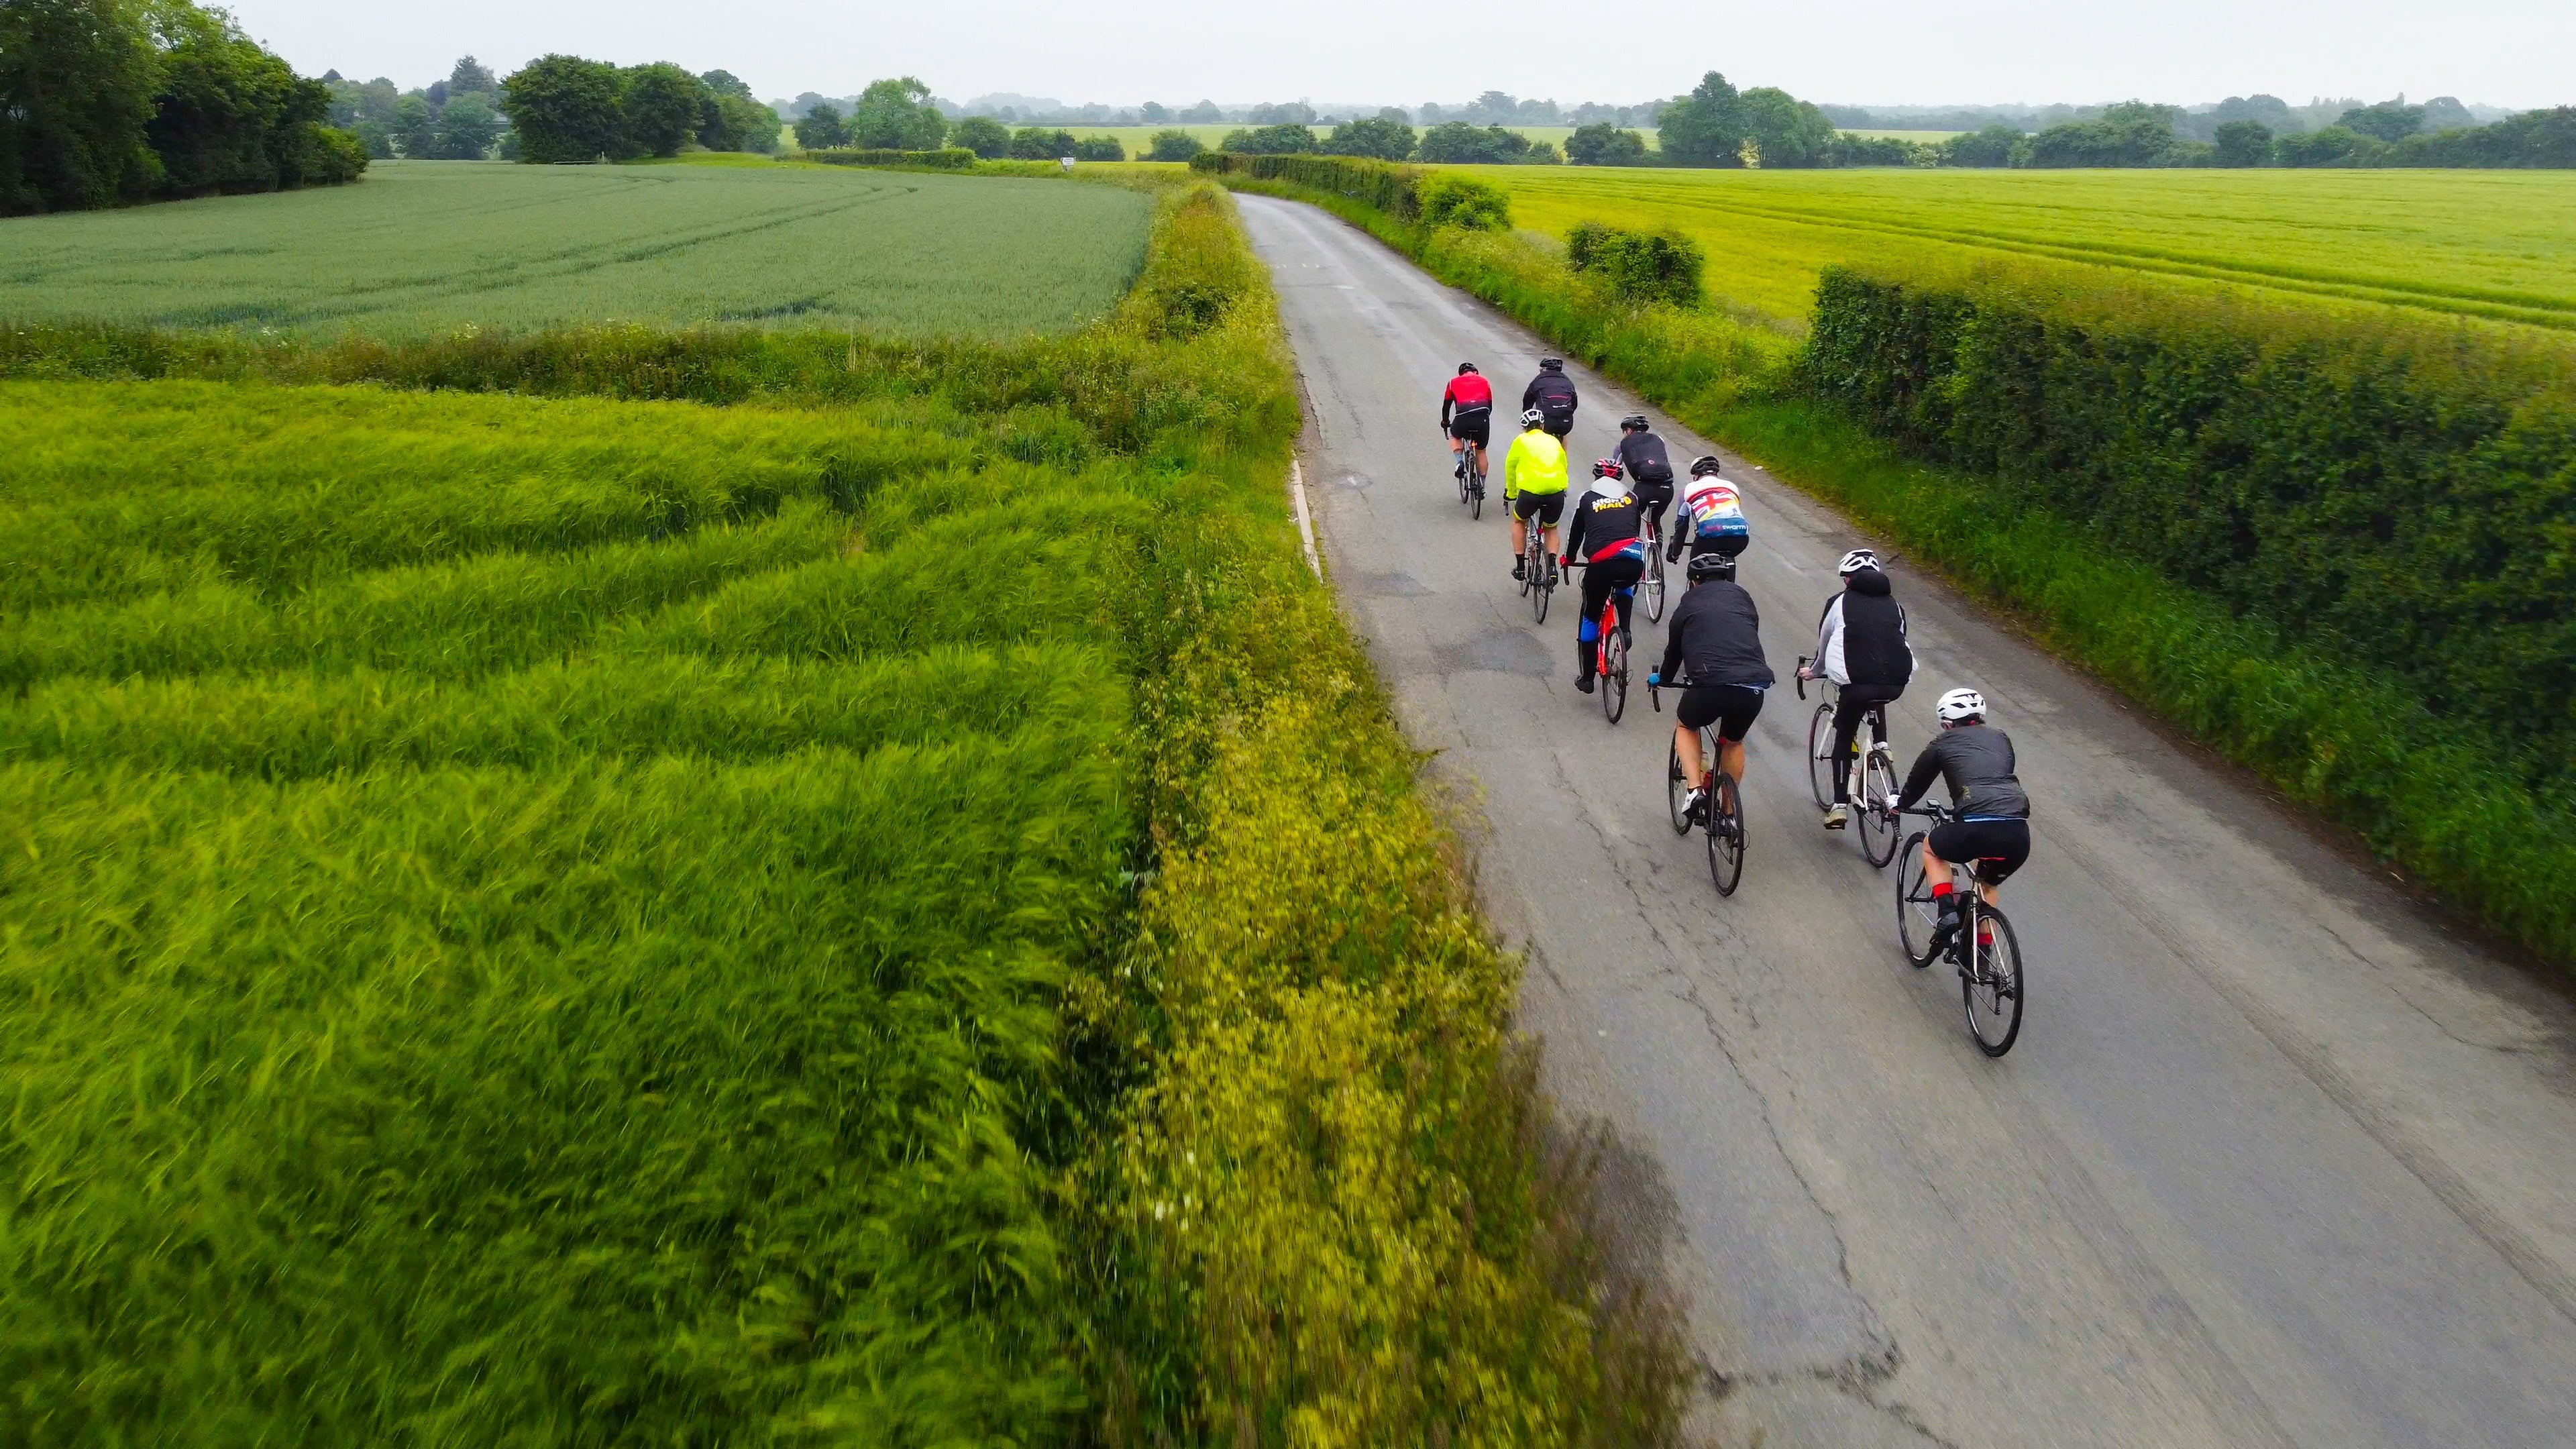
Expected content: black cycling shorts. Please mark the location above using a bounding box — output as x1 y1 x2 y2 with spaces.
1678 684 1764 743
1450 410 1491 448
1929 818 2030 885
1511 490 1564 525
1541 413 1574 439
1631 474 1674 512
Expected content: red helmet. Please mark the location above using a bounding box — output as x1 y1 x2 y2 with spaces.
1592 458 1623 480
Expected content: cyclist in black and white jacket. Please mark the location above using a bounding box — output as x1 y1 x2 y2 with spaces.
1896 688 2032 958
1797 549 1913 828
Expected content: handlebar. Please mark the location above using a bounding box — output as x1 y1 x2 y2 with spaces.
1796 654 1811 701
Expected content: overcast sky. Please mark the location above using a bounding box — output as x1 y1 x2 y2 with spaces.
233 0 2571 111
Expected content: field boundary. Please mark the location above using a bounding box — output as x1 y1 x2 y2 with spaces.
1202 165 2576 970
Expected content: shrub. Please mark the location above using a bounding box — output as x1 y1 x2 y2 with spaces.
619 62 706 158
1939 125 2023 168
798 146 977 170
1146 128 1202 162
1828 132 1930 167
2275 125 2382 167
1414 121 1548 164
790 101 847 150
2021 112 2181 167
2212 119 2272 166
1009 126 1077 160
1073 133 1125 161
1566 221 1705 306
502 54 632 161
1565 123 1648 166
1417 172 1509 229
1218 122 1316 155
951 115 1010 158
1321 114 1415 160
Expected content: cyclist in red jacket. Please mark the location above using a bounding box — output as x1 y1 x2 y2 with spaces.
1442 363 1495 484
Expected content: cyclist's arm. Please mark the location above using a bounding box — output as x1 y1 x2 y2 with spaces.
1896 746 1943 811
1813 596 1842 676
1440 386 1455 432
1501 436 1523 497
1658 618 1686 684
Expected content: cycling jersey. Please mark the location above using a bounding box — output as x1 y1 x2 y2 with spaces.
1658 579 1774 690
1523 369 1578 429
1898 724 2031 821
1813 569 1913 690
1503 429 1569 498
1442 373 1494 431
1613 431 1674 484
1672 475 1750 559
1564 484 1644 564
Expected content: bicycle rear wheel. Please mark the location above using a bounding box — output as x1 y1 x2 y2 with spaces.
1895 834 1939 967
1858 751 1900 868
1666 737 1691 836
1707 769 1745 896
1470 467 1484 519
1962 903 2026 1056
1532 553 1551 624
1643 537 1666 623
1806 702 1837 811
1601 620 1627 724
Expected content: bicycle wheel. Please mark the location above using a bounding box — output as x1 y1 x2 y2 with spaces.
1666 738 1691 836
1858 750 1900 869
1601 624 1627 724
1707 769 1745 896
1643 538 1666 623
1517 533 1534 598
1962 903 2026 1057
1895 834 1939 967
1806 702 1837 811
1532 554 1551 625
1470 468 1484 519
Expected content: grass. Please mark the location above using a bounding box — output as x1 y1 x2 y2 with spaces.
0 160 1154 338
0 180 1684 1444
1459 166 2576 332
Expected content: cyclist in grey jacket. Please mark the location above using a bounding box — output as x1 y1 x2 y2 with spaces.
1896 687 2031 953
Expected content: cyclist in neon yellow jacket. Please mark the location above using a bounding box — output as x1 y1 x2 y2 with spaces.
1503 408 1570 584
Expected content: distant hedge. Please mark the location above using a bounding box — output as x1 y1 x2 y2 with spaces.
800 146 977 170
1186 152 1512 231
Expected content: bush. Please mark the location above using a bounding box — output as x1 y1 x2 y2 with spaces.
1827 132 1930 167
619 62 705 158
1415 121 1547 164
1939 125 2023 168
1803 262 2576 957
1322 115 1415 160
1564 123 1648 166
1566 221 1705 306
849 75 947 151
799 146 977 170
1009 126 1077 160
1416 172 1509 229
790 101 847 150
2212 119 2272 166
1218 122 1316 155
1073 133 1124 162
1146 128 1202 162
2275 125 2383 167
505 54 633 162
951 115 1010 158
2021 113 2182 167
2379 107 2576 168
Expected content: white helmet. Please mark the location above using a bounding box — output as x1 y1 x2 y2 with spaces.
1519 407 1546 428
1935 688 1986 724
1838 549 1882 576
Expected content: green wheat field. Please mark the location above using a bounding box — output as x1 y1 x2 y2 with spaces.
0 160 1154 336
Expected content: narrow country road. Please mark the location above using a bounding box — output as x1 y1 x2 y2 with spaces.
1233 193 2576 1449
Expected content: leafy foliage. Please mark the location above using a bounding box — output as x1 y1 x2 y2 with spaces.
619 62 706 158
1146 127 1202 162
953 115 1011 158
1321 114 1414 161
1415 121 1554 164
1655 70 1745 167
1566 221 1706 306
1566 123 1649 166
791 101 847 150
848 75 947 151
1010 126 1078 160
500 53 631 162
1218 122 1317 156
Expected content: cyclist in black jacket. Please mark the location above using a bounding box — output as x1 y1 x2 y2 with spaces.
1896 687 2033 956
1798 548 1913 828
1648 551 1774 822
1563 462 1646 694
1522 357 1578 439
1613 415 1676 551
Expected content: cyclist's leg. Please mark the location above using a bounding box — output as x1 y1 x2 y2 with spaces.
1576 565 1614 680
1712 686 1763 782
1674 688 1721 790
1828 692 1868 804
1968 820 2030 908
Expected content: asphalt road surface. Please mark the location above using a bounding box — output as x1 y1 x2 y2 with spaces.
1233 193 2576 1449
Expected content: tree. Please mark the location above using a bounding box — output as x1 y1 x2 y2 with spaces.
2211 120 2271 168
621 63 704 158
849 75 945 150
1140 101 1167 123
388 93 435 156
501 54 630 162
1246 101 1314 126
2275 125 2381 168
1073 134 1124 161
2418 96 2475 133
1414 122 1536 164
698 69 753 101
1322 115 1413 160
696 93 780 153
1008 127 1076 159
1219 122 1316 155
419 92 500 158
448 56 497 95
1737 87 1835 167
2022 108 2180 168
1939 125 2021 168
792 102 847 150
1179 99 1222 123
2338 99 2424 144
1657 71 1745 167
951 116 1010 158
0 0 164 213
1146 129 1201 162
1565 123 1647 166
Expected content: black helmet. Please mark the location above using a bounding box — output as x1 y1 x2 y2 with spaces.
1538 356 1563 371
1689 454 1723 478
1686 550 1737 582
1619 414 1650 431
1457 362 1479 375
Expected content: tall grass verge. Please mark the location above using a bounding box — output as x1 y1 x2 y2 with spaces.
1204 160 2576 967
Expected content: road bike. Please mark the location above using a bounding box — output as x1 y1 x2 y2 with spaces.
1651 672 1746 896
1517 504 1556 623
1581 561 1636 724
1798 655 1900 868
1638 511 1668 623
1894 805 2026 1056
1452 434 1485 519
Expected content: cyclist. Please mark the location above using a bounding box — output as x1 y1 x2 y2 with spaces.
1563 460 1646 695
1798 549 1914 828
1648 549 1774 823
1522 357 1578 441
1614 415 1676 550
1502 407 1569 584
1668 455 1749 566
1442 362 1494 484
1895 688 2032 959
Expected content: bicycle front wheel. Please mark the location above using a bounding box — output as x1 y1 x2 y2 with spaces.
1470 471 1483 519
1806 702 1837 811
1666 737 1690 835
1895 834 1938 967
1532 559 1551 625
1602 627 1627 724
1643 542 1666 623
1962 903 2027 1057
1707 770 1745 896
1858 751 1900 869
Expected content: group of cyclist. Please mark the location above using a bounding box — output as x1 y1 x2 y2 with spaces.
1442 357 2033 950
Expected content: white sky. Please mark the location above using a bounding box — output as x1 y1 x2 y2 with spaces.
233 0 2572 111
